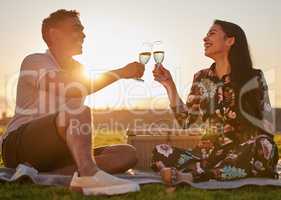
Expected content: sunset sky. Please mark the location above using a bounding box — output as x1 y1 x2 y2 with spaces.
0 0 280 114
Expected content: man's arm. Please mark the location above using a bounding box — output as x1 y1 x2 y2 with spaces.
39 62 144 98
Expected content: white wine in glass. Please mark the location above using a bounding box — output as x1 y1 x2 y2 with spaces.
153 41 165 67
139 52 151 65
153 51 164 64
135 42 152 81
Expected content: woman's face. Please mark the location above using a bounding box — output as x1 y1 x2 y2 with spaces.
203 24 234 59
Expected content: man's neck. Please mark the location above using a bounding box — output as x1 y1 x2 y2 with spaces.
49 47 74 70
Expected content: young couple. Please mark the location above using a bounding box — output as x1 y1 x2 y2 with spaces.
0 9 278 195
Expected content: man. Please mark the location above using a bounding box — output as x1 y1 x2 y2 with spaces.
0 9 144 195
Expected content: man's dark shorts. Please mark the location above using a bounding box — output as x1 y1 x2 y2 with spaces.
2 113 75 172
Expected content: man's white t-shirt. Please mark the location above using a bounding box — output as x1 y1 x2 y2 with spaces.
0 50 85 153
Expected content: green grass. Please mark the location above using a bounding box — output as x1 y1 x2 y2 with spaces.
93 130 127 147
2 183 281 200
1 131 281 199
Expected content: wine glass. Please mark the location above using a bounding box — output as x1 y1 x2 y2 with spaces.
135 42 152 81
153 41 165 68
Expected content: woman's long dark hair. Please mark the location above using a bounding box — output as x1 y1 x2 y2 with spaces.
214 20 253 87
213 20 262 121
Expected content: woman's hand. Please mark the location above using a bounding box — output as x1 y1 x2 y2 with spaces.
118 62 145 79
152 64 174 88
153 64 182 107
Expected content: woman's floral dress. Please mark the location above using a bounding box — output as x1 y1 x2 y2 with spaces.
151 64 279 182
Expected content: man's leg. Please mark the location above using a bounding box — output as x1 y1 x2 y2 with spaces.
94 144 137 174
51 144 137 175
56 104 98 176
55 102 137 176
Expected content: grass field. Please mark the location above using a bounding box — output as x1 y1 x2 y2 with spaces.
1 130 281 199
2 183 281 200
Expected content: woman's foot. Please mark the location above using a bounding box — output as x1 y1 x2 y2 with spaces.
155 161 193 185
160 167 177 186
160 167 193 185
155 161 177 186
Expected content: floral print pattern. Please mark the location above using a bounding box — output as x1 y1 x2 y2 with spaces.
155 144 174 158
151 64 279 182
220 166 247 180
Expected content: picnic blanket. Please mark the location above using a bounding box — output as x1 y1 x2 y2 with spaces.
1 164 281 190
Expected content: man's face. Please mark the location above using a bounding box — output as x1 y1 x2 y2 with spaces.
50 17 86 56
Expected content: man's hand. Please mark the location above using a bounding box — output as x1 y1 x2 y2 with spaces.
118 62 145 79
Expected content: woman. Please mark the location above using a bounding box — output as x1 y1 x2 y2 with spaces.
152 20 278 184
